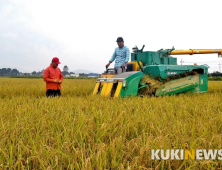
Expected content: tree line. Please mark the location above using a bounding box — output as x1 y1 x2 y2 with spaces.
0 68 20 76
0 65 70 77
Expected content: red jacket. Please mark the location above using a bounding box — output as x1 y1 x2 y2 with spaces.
43 64 64 90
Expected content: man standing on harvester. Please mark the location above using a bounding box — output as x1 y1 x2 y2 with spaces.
44 57 63 97
106 37 130 74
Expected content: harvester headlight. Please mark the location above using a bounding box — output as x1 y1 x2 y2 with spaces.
123 80 127 88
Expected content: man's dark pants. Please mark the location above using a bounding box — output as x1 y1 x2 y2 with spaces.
46 89 61 97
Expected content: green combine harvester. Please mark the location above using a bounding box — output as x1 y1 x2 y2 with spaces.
93 46 222 97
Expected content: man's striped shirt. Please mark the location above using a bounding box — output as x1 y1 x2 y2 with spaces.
109 46 130 68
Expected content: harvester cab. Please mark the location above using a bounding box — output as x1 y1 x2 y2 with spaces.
93 45 222 98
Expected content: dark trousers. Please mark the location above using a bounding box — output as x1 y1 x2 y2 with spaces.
46 89 61 97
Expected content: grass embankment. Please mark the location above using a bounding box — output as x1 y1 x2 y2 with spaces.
208 77 222 81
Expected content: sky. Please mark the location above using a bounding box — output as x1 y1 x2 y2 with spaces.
0 0 222 73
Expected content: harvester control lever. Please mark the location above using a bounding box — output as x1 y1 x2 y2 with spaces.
105 68 116 74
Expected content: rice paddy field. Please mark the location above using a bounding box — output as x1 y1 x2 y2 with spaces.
0 77 222 169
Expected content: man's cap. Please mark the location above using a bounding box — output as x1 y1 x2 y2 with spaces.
52 57 61 64
116 37 124 42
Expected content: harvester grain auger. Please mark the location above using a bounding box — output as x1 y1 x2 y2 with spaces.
93 46 222 97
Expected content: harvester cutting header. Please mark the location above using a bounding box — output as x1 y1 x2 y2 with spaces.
93 45 222 98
